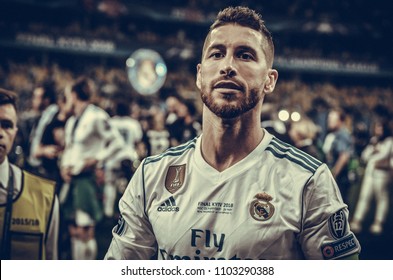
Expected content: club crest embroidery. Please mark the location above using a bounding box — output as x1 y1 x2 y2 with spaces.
165 164 186 194
249 192 275 221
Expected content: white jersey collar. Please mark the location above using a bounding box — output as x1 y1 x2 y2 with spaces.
193 129 273 182
0 157 9 188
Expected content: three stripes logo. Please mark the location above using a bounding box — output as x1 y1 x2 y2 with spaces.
157 196 179 212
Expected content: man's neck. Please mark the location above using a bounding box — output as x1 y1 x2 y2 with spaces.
74 101 89 117
200 108 264 172
0 156 8 168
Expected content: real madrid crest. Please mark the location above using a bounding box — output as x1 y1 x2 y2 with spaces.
249 192 275 221
165 164 186 194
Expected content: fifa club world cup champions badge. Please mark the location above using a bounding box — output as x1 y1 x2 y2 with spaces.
165 164 186 194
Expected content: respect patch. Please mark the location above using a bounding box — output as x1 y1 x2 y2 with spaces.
321 233 359 259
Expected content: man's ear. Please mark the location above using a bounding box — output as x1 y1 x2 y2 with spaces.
196 64 202 90
263 69 278 94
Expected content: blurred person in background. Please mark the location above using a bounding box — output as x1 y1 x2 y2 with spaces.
60 77 124 260
307 97 330 149
103 100 143 219
0 88 59 259
140 106 170 157
105 6 360 260
31 90 72 193
350 119 393 235
15 82 57 170
260 103 289 142
32 90 72 259
323 108 354 204
27 81 59 176
288 118 323 160
166 95 201 147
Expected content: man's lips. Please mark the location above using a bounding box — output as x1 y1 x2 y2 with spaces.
213 81 242 91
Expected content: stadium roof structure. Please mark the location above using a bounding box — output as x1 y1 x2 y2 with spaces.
0 0 392 77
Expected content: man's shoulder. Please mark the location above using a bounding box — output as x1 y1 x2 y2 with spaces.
265 136 323 174
22 170 56 188
42 104 59 116
81 105 110 125
336 127 351 139
144 138 197 166
9 167 57 200
86 104 108 117
111 116 141 129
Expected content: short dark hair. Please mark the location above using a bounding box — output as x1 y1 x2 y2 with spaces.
71 77 92 101
115 102 130 117
202 6 275 67
0 88 18 111
40 80 57 104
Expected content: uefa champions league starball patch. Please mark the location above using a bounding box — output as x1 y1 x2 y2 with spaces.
249 193 275 221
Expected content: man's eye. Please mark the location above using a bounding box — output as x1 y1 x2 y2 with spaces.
210 52 224 59
0 121 14 129
239 53 254 60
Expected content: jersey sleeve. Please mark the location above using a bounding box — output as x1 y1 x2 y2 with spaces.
104 159 157 260
298 164 361 259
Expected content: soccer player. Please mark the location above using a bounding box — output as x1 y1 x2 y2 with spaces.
103 101 143 218
105 6 361 260
0 88 59 259
60 77 124 259
350 119 392 235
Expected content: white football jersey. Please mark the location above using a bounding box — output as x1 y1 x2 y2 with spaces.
61 104 124 175
106 116 143 169
110 116 142 149
105 130 361 260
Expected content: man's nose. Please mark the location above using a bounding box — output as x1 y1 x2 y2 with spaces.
219 56 237 78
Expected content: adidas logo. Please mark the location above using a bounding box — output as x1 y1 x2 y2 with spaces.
157 196 180 212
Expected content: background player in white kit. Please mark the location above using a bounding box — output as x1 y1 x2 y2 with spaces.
105 6 361 260
350 119 393 235
103 101 143 218
60 77 124 259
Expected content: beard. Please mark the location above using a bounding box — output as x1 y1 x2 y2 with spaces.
201 86 261 119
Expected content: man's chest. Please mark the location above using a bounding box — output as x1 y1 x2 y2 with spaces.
146 172 303 259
